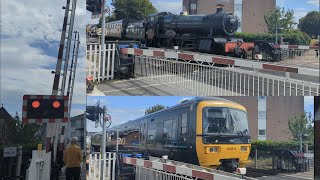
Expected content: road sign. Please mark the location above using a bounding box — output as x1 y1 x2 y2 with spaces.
105 114 111 121
3 147 17 157
22 95 69 124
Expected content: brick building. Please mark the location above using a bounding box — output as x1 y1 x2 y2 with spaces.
222 96 304 141
182 0 276 33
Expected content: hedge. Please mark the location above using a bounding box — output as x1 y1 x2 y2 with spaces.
250 140 314 153
236 30 311 45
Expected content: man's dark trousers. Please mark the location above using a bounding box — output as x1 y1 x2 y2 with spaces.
66 167 81 180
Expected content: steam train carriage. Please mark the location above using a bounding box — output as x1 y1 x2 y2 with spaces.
105 5 254 58
92 97 251 172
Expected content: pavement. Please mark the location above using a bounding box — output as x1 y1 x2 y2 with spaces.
257 170 314 180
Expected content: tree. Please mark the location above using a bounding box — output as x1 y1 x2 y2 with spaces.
112 0 157 20
288 112 314 142
298 11 320 38
264 7 296 34
7 112 42 146
145 104 165 115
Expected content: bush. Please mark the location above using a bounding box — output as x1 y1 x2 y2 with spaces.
250 140 314 153
236 30 311 45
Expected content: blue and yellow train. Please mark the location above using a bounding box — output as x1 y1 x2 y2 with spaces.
91 97 251 172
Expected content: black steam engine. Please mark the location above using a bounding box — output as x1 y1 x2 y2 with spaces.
105 4 254 58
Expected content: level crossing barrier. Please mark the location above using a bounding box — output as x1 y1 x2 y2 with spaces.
87 152 117 180
87 43 116 82
123 156 245 180
134 56 319 96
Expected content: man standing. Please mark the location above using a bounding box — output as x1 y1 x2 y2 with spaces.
64 137 82 180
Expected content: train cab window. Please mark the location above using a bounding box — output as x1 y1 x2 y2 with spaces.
203 107 228 134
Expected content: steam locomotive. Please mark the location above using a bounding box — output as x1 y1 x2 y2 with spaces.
90 97 251 172
105 4 254 58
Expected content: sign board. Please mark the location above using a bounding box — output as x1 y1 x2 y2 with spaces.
3 147 17 157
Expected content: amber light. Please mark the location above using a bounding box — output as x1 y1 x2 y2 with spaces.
32 101 40 108
53 101 61 109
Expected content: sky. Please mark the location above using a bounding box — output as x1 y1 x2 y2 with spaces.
0 0 90 117
87 96 315 132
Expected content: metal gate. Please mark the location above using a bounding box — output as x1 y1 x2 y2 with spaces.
134 56 319 96
87 43 116 82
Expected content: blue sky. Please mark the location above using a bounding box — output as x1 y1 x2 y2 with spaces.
87 96 314 132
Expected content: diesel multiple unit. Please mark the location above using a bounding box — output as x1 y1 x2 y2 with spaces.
91 97 251 172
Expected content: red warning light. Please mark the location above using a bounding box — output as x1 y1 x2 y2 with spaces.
32 101 40 108
53 101 61 109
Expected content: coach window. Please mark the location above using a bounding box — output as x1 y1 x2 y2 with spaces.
181 112 188 138
148 120 156 140
164 118 177 139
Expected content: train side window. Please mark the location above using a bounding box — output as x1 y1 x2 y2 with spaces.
181 112 188 135
147 122 156 140
164 118 177 139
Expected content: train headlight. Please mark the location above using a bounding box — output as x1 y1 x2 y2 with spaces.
241 146 248 151
206 146 219 153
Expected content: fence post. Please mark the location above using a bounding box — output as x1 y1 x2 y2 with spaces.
255 149 258 169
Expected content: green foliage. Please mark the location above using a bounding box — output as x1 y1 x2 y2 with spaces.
288 112 314 142
298 11 320 38
7 112 42 146
112 0 157 20
236 30 311 45
264 7 296 34
145 104 166 115
251 140 314 152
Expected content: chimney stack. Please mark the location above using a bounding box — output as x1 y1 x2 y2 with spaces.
216 4 225 13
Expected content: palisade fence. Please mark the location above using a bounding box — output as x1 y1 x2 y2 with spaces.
86 43 319 96
86 43 116 82
134 56 319 96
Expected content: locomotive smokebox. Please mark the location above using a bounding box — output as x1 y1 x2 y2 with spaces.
216 4 225 13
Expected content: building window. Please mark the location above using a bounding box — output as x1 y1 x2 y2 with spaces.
190 3 196 10
71 120 76 127
258 129 266 136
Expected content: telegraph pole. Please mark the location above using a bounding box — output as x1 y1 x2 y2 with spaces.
101 106 107 180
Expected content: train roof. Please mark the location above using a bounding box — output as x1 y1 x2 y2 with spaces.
108 97 244 130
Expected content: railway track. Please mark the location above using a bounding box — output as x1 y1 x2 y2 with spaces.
245 167 281 177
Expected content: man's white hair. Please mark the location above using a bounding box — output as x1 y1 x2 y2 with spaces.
71 136 78 143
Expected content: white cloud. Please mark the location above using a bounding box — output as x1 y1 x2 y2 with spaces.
306 0 320 6
1 0 88 118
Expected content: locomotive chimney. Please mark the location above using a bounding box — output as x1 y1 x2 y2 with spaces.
216 4 225 13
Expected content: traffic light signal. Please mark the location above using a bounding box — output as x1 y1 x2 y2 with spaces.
22 95 68 124
86 0 102 14
86 99 102 122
